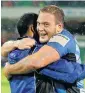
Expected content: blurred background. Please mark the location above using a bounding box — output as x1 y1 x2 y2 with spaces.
1 1 85 93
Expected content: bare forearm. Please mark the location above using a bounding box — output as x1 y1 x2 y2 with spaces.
7 55 36 74
8 62 31 74
7 45 60 75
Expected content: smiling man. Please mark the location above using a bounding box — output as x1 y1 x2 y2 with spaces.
3 5 85 93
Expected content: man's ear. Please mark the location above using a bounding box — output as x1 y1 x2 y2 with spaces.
56 23 63 34
26 24 34 37
30 24 34 32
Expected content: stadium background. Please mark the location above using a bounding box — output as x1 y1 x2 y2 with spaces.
1 1 85 93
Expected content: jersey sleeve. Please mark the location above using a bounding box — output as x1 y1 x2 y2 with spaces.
47 34 70 57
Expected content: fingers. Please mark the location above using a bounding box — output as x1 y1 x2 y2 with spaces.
3 62 11 79
17 38 36 49
18 45 31 49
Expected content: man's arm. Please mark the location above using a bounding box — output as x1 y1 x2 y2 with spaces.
4 34 70 75
1 38 35 57
4 45 60 75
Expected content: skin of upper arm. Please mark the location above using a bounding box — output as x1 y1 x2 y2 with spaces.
30 45 60 69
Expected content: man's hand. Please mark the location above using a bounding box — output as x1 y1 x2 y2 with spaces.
1 41 16 57
15 38 36 49
3 62 11 79
1 38 36 57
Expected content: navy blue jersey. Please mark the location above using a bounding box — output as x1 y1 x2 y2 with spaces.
40 59 85 83
8 48 36 93
47 29 84 88
8 43 43 93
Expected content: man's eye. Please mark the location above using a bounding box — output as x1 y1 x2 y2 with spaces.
37 22 40 25
44 23 49 27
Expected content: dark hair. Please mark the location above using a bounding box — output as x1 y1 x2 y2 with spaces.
17 13 39 42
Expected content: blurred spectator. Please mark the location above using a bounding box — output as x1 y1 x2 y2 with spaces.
1 19 19 45
78 22 85 35
1 30 8 45
1 1 13 7
33 1 45 7
32 0 40 6
1 1 85 7
65 20 80 34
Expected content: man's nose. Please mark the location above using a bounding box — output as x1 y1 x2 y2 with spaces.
37 24 44 31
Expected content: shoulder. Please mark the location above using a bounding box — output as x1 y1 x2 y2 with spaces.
49 33 70 47
8 49 22 59
49 29 75 46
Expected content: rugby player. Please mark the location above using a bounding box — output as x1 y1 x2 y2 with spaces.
8 13 38 93
2 5 85 93
2 12 72 93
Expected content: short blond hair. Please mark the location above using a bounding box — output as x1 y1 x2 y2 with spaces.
40 5 64 24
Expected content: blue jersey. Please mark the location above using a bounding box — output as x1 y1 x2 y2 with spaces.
8 45 69 93
40 59 85 83
8 45 85 93
47 29 84 88
8 30 84 93
8 48 36 93
33 44 85 93
36 29 83 93
47 29 77 57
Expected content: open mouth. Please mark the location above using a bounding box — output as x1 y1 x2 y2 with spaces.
40 33 47 37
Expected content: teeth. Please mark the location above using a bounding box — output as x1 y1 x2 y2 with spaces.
41 34 45 36
40 33 47 36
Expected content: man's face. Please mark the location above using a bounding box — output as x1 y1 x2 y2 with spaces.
37 12 56 43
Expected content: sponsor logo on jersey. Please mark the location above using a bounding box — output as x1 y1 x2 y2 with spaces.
49 34 70 47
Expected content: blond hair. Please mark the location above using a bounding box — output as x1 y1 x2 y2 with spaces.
40 5 64 24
